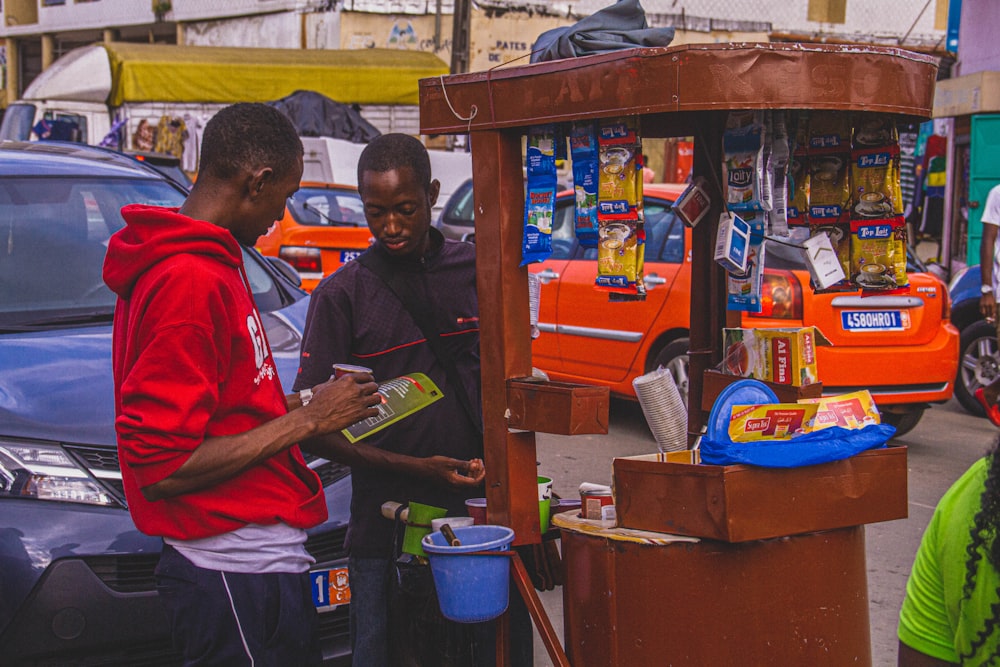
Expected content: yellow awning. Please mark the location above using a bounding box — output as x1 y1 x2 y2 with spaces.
104 42 449 107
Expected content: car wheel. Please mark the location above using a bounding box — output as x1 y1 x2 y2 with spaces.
955 318 999 417
880 407 925 438
650 338 690 407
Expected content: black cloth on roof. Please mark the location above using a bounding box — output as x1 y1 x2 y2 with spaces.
530 0 675 64
266 90 381 143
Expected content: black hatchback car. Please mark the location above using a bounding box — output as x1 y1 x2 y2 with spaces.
0 141 352 665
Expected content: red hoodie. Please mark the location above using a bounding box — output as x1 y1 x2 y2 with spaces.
103 205 327 540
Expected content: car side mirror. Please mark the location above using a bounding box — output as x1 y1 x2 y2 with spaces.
266 256 303 288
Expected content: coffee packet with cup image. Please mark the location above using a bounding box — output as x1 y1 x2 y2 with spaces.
808 111 852 152
786 154 810 226
850 144 902 219
807 151 851 224
850 216 909 293
595 116 646 298
851 113 898 149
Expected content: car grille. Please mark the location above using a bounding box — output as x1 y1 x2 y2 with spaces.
84 554 160 593
64 443 127 503
306 526 350 564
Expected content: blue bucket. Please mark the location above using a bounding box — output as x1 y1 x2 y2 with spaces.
422 525 515 623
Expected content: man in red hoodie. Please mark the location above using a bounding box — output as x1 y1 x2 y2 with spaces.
103 103 385 665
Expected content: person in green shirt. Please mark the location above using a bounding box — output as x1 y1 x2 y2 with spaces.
898 439 1000 665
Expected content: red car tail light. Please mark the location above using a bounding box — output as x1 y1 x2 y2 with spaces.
749 269 803 320
279 246 322 274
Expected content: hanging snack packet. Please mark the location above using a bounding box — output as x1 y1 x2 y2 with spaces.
597 118 640 218
596 217 643 291
727 214 765 313
522 125 558 266
723 111 771 213
786 154 810 226
808 152 851 223
570 122 600 247
850 217 908 292
852 113 898 149
594 117 645 296
769 112 791 236
850 144 903 219
808 111 852 152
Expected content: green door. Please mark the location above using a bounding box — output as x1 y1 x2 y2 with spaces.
969 114 1000 265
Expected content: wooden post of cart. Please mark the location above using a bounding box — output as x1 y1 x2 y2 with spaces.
419 43 938 666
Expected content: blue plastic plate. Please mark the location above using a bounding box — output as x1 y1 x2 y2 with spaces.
705 379 779 444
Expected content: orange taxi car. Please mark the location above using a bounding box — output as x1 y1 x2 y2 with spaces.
517 183 958 437
256 182 372 292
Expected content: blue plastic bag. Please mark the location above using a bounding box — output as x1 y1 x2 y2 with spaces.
700 423 896 468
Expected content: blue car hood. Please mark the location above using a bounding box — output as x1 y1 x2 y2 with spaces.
0 297 308 447
0 327 117 445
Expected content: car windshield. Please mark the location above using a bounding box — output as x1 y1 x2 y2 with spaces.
0 176 186 329
287 187 366 227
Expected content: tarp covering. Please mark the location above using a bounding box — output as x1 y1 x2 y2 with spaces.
99 42 449 107
530 0 674 63
266 90 381 143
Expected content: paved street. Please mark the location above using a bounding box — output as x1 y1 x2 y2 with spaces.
530 395 996 666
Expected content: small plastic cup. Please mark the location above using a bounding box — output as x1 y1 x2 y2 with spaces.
431 516 475 533
401 502 447 557
465 498 487 525
333 363 373 379
538 476 553 532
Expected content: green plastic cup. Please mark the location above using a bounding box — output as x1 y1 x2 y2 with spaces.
402 502 448 557
538 476 553 533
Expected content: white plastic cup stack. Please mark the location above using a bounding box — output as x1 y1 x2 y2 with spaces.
527 272 541 339
632 366 688 453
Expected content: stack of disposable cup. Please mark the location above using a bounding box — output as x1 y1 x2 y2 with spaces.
527 272 541 339
632 366 688 453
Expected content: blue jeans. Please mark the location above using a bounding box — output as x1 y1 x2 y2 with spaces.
155 545 321 667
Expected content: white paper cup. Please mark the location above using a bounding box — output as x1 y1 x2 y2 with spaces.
431 516 475 533
633 367 688 453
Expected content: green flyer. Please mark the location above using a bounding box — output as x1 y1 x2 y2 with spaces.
342 373 444 443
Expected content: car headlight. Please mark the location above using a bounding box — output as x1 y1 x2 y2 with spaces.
0 439 117 506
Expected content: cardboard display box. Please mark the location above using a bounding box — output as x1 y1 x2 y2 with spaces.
613 445 907 542
506 378 609 435
722 326 832 386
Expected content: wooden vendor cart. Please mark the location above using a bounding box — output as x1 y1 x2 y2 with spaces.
418 42 938 666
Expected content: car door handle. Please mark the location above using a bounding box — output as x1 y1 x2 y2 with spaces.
536 269 560 284
643 273 667 287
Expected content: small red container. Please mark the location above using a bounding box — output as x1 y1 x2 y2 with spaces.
465 497 487 525
581 490 613 520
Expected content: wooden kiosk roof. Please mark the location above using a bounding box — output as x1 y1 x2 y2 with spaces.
418 42 937 665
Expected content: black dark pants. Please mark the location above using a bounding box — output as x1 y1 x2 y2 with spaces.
155 545 322 667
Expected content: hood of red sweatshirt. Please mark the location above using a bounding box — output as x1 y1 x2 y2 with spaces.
103 204 243 300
